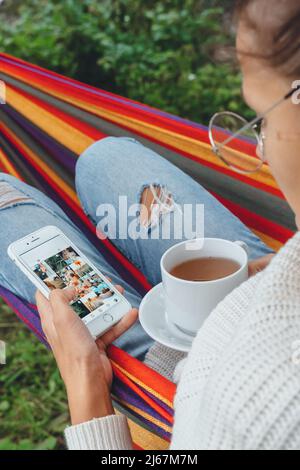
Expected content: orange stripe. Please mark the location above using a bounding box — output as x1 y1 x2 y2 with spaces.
252 229 283 252
114 398 172 435
0 123 152 292
0 121 78 202
109 345 176 405
0 148 23 180
115 410 169 450
8 82 106 142
30 86 282 194
0 60 283 199
6 84 94 155
112 360 174 410
113 365 173 424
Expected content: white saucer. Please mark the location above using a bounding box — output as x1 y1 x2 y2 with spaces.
139 283 194 352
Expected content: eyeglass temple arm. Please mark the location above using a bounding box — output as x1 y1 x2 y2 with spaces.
285 84 300 100
216 85 300 150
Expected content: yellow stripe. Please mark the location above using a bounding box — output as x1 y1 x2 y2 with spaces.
3 67 280 193
90 109 276 188
252 229 284 252
21 82 279 191
1 122 78 203
115 399 173 435
6 85 93 155
0 148 21 178
112 361 173 409
115 409 169 450
5 77 286 254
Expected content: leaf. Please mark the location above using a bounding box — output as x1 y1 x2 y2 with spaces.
0 438 17 450
0 400 10 411
34 436 57 450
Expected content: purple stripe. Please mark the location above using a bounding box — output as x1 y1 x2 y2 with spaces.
0 286 171 439
2 109 148 296
123 406 171 442
113 381 172 427
113 377 171 440
30 163 147 294
0 61 176 434
0 284 172 439
1 123 147 295
0 56 208 132
142 387 173 416
5 105 77 173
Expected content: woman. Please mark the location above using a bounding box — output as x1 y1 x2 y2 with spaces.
0 0 299 449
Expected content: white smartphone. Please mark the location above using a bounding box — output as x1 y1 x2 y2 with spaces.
7 225 132 338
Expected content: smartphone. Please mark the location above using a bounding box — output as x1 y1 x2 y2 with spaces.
7 225 132 338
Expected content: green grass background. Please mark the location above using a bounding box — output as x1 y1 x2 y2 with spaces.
0 299 68 449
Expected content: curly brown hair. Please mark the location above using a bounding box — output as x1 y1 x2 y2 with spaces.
235 0 300 78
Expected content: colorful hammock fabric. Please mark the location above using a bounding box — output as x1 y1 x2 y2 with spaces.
0 53 296 450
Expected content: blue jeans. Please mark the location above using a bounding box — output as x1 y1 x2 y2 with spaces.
0 137 272 360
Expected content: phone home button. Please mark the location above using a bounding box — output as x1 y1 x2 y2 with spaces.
103 313 113 323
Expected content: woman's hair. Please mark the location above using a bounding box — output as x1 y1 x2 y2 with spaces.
235 0 300 78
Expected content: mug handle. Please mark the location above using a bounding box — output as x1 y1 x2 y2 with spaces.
234 240 249 256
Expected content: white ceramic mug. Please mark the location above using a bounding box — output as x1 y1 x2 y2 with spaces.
160 238 249 335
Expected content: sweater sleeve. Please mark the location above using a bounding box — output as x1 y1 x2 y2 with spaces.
65 415 133 450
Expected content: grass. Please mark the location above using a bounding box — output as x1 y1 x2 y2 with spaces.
0 298 69 450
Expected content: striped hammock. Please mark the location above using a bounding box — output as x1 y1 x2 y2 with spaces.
0 53 296 450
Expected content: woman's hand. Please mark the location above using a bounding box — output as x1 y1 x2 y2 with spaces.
36 286 138 425
248 253 274 277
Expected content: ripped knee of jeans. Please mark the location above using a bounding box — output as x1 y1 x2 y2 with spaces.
139 184 174 229
0 182 33 209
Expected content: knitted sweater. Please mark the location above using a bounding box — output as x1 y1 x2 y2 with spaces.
65 232 300 450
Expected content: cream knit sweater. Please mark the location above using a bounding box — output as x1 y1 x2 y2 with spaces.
65 232 300 450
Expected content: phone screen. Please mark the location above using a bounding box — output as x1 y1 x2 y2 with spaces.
19 234 120 319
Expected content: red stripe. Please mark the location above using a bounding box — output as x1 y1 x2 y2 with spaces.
113 366 173 425
132 443 144 450
210 126 259 159
7 82 105 142
0 52 150 108
211 191 295 243
0 123 152 292
103 118 285 200
0 121 292 287
0 148 24 181
1 55 284 201
0 160 7 174
108 345 176 403
0 53 208 142
0 55 262 161
1 58 200 139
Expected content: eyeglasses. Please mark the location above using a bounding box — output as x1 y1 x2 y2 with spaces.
208 85 300 175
